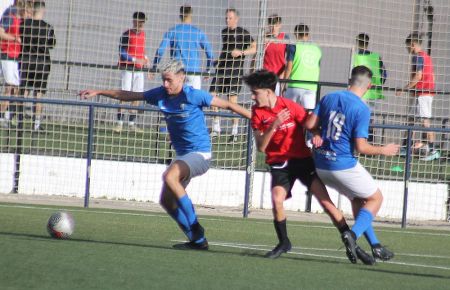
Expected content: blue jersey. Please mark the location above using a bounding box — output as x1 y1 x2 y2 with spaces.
143 85 213 156
313 90 370 170
153 24 214 73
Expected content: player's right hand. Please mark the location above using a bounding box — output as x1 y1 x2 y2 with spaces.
79 90 99 99
273 108 290 127
382 143 400 156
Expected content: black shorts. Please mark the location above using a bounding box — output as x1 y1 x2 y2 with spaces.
269 157 317 198
209 69 244 96
20 61 51 94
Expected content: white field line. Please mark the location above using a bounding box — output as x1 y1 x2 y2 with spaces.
171 240 450 271
1 203 449 241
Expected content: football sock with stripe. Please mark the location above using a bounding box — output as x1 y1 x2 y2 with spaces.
177 194 198 226
351 208 373 239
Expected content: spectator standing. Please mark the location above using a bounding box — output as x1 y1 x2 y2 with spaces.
263 14 288 96
209 8 256 141
19 0 55 132
153 5 214 90
284 24 321 111
115 11 148 133
0 0 25 128
396 32 439 161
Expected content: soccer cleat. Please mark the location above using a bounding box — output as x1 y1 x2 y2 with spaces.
129 124 143 133
190 222 205 242
341 230 358 264
173 239 209 251
399 147 407 157
0 118 9 128
33 125 46 132
113 123 123 133
420 150 441 161
265 240 292 259
210 130 220 139
372 245 394 261
355 246 376 265
228 135 238 143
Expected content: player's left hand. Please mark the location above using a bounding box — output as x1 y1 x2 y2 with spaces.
79 90 99 99
312 134 323 148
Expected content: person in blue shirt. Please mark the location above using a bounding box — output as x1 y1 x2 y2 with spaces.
80 60 251 250
152 5 214 90
305 66 399 264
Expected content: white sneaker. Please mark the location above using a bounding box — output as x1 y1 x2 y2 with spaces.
0 118 9 128
420 150 441 161
113 123 123 133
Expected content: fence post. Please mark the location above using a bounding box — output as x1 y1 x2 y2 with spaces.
243 120 254 218
401 129 413 228
84 105 95 208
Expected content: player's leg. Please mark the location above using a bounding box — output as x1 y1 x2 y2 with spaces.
265 161 293 259
116 71 132 132
419 96 440 161
161 152 211 249
352 198 394 261
32 64 49 131
209 76 223 137
128 72 144 132
228 71 243 142
0 60 20 127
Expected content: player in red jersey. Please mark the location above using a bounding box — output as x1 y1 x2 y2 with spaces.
245 70 373 262
115 11 149 133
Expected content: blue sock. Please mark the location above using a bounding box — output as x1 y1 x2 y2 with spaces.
177 194 198 226
351 208 373 239
364 225 380 247
168 207 193 240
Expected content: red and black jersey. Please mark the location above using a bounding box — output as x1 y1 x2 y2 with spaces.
0 9 21 59
118 29 146 69
251 96 311 164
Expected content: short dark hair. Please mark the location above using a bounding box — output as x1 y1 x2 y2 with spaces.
357 33 369 48
268 14 282 25
226 8 239 16
349 66 373 87
32 1 45 10
133 11 146 22
180 5 192 20
294 24 309 38
243 70 278 92
406 32 422 45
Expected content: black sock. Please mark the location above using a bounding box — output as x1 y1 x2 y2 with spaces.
337 223 350 234
428 142 434 150
129 114 136 123
0 112 4 118
274 219 289 244
117 112 123 121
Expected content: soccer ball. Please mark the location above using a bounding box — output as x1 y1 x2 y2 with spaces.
47 211 75 239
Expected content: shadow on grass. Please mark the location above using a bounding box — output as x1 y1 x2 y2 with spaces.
2 231 450 280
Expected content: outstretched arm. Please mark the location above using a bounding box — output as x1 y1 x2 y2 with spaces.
210 95 251 119
355 138 399 156
79 90 144 102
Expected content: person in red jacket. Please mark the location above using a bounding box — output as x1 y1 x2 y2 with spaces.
0 0 29 128
115 11 149 133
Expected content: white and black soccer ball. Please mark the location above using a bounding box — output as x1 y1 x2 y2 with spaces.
47 211 75 239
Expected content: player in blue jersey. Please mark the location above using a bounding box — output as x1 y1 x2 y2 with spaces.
152 5 214 90
80 60 251 250
305 66 399 263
